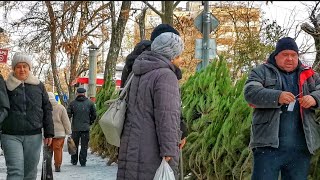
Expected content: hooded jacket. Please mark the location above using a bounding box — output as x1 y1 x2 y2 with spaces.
3 72 54 138
117 51 182 180
244 52 320 154
121 40 152 88
121 40 188 139
49 99 71 138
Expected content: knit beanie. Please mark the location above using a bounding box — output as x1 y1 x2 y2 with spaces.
151 32 184 60
11 52 32 69
47 92 56 102
274 37 299 56
150 24 180 41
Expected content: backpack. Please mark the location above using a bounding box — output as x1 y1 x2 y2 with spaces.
98 73 134 147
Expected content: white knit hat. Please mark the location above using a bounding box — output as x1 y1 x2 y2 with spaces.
11 52 32 69
47 92 56 102
151 32 184 60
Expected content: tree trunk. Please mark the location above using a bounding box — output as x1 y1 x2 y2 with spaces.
138 7 148 40
142 1 180 27
45 1 67 107
103 1 131 80
314 38 320 72
162 1 174 25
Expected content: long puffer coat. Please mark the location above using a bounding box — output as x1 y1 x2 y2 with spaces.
117 51 182 180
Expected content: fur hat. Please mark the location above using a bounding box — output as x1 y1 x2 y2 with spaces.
12 52 32 69
151 32 184 60
47 92 56 101
150 24 180 41
77 87 86 93
274 37 299 56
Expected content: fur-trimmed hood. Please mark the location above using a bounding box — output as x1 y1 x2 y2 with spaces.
6 72 40 91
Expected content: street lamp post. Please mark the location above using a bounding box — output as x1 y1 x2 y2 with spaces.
202 1 211 69
88 44 98 102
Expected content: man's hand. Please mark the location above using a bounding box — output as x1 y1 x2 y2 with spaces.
298 95 317 109
43 138 53 146
179 137 186 149
279 91 295 105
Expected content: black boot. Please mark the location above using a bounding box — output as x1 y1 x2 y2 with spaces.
55 166 61 172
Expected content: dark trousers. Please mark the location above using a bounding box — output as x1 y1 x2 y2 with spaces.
251 147 311 180
71 131 89 165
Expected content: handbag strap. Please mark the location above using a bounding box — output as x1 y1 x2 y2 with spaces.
119 72 134 99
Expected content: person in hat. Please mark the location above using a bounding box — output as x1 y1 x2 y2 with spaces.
67 87 97 167
244 37 320 179
47 92 71 172
1 52 54 179
117 32 184 180
120 23 180 88
120 23 188 150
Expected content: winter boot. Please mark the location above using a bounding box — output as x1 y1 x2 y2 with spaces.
55 165 61 172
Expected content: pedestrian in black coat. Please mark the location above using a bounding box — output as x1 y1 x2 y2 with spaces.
67 87 97 166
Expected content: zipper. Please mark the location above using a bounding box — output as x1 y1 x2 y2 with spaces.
22 82 27 135
22 82 27 115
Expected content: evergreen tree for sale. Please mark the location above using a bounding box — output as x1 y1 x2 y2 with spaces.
181 56 253 179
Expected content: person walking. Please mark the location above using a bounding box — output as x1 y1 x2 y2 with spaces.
244 37 320 180
2 52 54 180
67 87 97 167
48 92 72 172
117 32 185 180
0 73 10 156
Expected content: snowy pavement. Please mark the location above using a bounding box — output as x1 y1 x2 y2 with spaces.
0 140 118 180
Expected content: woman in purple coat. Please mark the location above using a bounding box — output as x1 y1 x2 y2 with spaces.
117 32 184 180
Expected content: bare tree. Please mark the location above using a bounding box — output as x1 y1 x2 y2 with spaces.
301 1 320 72
2 1 113 105
136 7 149 40
142 1 180 26
103 1 131 80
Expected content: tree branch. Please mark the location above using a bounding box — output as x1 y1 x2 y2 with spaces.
142 1 163 17
173 1 180 9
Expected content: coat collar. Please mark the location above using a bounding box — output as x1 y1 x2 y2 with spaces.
6 72 40 91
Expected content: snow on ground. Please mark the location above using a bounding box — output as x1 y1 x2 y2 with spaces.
0 140 118 180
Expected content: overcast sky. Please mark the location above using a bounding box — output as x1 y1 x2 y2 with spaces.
260 1 316 65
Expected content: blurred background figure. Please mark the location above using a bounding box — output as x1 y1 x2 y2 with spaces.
48 92 71 172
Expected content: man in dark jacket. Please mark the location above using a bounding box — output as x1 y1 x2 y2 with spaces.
244 37 320 180
67 87 97 166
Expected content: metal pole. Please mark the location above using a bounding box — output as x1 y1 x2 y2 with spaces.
202 1 210 69
88 44 98 102
180 150 184 180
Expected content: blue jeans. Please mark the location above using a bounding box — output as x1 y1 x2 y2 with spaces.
251 147 311 180
1 134 42 180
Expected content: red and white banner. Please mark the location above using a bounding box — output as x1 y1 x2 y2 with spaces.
0 49 9 63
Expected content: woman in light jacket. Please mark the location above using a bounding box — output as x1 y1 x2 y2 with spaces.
48 92 71 172
117 32 184 180
2 52 54 180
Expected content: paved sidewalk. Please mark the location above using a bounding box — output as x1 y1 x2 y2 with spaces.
0 140 118 180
